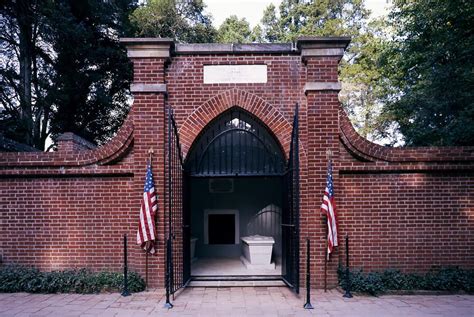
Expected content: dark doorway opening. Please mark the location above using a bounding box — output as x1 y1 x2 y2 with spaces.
173 105 300 292
208 214 235 244
184 107 288 278
189 176 282 276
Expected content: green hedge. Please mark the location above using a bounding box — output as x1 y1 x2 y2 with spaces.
338 266 474 296
0 266 146 294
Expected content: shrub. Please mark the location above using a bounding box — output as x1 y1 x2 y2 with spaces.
0 266 145 294
338 266 474 296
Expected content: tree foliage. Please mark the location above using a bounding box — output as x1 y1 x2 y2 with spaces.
259 0 394 143
1 0 50 149
130 0 216 43
47 0 135 146
2 0 472 150
0 0 135 150
338 19 403 144
380 0 474 146
261 0 369 42
217 15 253 43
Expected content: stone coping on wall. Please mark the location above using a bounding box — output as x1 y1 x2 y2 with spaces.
175 43 297 55
120 38 174 58
120 36 351 56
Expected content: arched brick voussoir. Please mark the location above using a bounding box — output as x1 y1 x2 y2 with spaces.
0 115 134 168
178 88 297 160
339 107 474 163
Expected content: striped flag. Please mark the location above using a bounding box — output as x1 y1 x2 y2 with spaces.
321 161 338 255
137 163 157 253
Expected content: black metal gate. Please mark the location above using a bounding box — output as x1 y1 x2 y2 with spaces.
165 106 190 303
185 107 286 176
165 105 299 299
282 104 300 293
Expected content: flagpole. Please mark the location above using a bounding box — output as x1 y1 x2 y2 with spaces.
145 148 154 290
145 250 149 289
324 221 328 292
324 150 332 293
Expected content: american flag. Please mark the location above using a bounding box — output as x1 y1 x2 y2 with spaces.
321 161 338 255
137 163 157 253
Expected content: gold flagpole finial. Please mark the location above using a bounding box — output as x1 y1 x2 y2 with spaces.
148 148 154 164
326 149 333 160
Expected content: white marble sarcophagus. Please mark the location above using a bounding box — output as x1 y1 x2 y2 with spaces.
240 235 275 270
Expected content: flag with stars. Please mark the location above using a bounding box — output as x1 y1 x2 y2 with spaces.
137 163 157 253
321 160 338 255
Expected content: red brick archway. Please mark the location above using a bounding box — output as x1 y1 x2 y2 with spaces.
178 89 293 159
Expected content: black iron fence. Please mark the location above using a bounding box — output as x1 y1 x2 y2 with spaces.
282 104 300 294
165 106 189 307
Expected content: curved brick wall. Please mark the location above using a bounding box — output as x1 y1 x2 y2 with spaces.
337 110 474 275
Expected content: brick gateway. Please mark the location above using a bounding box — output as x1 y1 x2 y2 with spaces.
1 37 473 290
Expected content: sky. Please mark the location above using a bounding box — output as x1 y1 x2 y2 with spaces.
204 0 391 28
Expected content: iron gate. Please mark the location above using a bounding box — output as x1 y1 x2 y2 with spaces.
165 106 190 302
165 104 299 298
282 104 300 293
185 107 286 176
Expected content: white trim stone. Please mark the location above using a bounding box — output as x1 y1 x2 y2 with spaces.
130 83 167 93
304 82 342 92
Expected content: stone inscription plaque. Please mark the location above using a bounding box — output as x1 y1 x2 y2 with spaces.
203 65 267 84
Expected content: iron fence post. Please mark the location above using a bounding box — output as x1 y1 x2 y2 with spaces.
164 106 174 309
303 238 313 309
121 234 130 297
343 234 353 298
164 238 173 308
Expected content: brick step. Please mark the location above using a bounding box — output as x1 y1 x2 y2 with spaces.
187 279 287 287
189 275 286 287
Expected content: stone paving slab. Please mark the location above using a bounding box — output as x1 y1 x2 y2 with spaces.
0 287 472 317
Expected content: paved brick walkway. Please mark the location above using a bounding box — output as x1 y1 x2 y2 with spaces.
0 287 472 317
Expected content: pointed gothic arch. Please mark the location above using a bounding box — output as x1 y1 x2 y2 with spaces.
178 89 293 159
184 106 286 176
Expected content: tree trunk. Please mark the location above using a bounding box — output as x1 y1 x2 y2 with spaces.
16 0 34 146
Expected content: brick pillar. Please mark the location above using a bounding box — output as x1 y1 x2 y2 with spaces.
120 38 173 287
57 132 96 153
298 37 350 288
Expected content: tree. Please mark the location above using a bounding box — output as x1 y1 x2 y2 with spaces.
0 0 135 150
339 19 403 145
217 15 252 43
261 4 282 42
46 1 135 145
130 0 216 43
379 0 474 146
259 0 398 143
261 0 369 42
251 25 264 43
1 0 49 148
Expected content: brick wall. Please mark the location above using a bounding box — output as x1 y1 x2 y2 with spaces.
166 54 305 156
336 111 474 277
338 172 474 271
1 38 473 290
0 177 135 271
